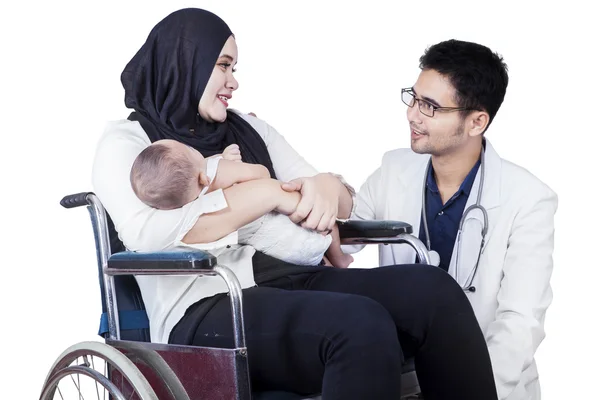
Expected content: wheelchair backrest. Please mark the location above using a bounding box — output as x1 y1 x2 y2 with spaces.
99 214 151 342
62 191 152 342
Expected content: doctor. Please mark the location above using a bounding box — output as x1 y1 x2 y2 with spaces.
349 39 558 400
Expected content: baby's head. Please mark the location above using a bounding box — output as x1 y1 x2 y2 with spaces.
130 139 210 210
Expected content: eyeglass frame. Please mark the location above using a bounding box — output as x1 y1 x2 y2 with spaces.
401 88 481 117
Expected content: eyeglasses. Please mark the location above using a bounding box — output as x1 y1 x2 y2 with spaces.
401 88 480 117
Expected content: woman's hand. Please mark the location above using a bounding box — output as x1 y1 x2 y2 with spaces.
281 173 340 232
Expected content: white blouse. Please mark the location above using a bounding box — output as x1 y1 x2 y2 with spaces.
92 111 319 343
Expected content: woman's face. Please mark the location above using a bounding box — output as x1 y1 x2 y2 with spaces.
198 35 239 123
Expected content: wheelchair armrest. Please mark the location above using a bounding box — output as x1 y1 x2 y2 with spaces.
106 250 217 275
105 249 246 349
337 219 413 240
338 220 432 265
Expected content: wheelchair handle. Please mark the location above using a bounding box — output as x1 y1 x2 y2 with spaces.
61 192 93 208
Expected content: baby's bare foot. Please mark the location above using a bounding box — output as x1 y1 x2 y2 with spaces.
330 253 354 269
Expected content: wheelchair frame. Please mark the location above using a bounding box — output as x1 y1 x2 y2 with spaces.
40 191 430 399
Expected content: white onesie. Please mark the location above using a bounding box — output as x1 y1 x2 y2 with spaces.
238 211 332 266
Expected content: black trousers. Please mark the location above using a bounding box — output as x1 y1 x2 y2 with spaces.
170 253 498 400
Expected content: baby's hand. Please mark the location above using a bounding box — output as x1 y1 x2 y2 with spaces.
223 144 242 162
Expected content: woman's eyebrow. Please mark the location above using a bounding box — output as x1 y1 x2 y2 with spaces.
218 54 234 62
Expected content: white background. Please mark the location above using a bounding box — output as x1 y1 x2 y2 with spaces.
1 0 598 398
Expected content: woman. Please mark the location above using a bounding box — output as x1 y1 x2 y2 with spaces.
92 8 498 400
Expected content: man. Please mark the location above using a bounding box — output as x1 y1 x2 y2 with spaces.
348 40 558 400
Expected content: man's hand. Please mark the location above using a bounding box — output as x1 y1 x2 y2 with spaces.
281 173 340 232
222 144 242 162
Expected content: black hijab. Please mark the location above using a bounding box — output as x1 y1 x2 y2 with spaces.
121 8 275 177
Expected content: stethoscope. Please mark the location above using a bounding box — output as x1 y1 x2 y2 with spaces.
421 147 489 293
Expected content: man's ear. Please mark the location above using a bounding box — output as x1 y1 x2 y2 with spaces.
199 171 211 188
468 111 489 137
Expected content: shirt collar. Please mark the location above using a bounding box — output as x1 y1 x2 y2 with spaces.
426 154 482 197
458 158 481 196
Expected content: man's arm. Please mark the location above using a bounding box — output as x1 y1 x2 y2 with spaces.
333 174 354 219
338 167 382 254
351 167 381 222
486 188 558 399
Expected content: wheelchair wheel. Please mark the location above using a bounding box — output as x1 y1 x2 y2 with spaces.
40 341 158 400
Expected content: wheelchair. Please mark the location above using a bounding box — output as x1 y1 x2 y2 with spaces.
39 191 432 399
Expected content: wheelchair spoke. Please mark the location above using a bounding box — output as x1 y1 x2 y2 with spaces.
41 343 154 400
77 370 82 400
89 356 101 400
75 359 84 400
55 371 114 400
68 373 84 400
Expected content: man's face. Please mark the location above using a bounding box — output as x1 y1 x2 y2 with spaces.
407 69 468 157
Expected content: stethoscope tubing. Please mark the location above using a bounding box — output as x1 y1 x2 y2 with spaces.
421 147 488 292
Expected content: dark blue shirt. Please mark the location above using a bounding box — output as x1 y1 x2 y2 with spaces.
418 159 481 271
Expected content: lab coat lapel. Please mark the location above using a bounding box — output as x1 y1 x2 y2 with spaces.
391 155 430 265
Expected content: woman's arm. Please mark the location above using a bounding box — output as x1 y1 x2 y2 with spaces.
238 112 319 183
92 122 298 252
182 178 300 244
239 113 354 231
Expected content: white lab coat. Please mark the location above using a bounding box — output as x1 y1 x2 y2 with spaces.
348 140 557 400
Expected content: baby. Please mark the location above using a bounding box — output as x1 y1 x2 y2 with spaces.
130 139 353 268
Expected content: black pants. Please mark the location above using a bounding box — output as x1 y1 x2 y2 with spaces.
170 253 497 400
